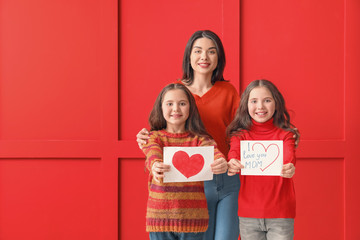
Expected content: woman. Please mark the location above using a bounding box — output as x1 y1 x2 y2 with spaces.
137 30 240 240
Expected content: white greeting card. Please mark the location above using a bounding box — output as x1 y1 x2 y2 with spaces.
240 140 283 176
163 146 214 183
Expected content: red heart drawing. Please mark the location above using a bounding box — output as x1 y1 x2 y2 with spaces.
172 151 205 178
252 143 280 172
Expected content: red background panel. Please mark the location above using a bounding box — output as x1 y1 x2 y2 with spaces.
1 0 118 239
0 159 102 239
0 0 104 140
119 159 149 240
294 158 344 239
240 0 344 140
0 0 359 239
344 0 360 239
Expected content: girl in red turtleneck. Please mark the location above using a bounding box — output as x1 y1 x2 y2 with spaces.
226 79 299 240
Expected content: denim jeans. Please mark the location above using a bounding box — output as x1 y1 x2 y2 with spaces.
149 232 205 240
239 217 294 240
203 173 240 240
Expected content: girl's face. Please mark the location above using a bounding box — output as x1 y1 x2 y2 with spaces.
162 89 190 133
190 37 218 78
248 86 275 123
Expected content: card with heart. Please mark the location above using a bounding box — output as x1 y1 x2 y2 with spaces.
163 146 214 183
240 140 283 176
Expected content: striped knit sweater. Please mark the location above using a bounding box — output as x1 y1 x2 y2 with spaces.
142 129 224 233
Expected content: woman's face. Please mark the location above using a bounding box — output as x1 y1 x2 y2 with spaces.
190 37 218 78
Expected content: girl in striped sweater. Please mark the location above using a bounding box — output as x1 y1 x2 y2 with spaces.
142 83 226 240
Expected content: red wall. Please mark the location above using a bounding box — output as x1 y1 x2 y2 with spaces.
0 0 118 239
1 0 359 239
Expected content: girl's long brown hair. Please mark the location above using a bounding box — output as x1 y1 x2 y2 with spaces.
227 79 299 142
149 83 211 138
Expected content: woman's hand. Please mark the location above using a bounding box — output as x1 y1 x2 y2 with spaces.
136 128 150 149
281 163 295 178
227 158 244 176
211 158 228 174
151 162 171 183
293 128 300 148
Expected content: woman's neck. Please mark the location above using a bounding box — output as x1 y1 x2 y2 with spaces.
187 75 213 97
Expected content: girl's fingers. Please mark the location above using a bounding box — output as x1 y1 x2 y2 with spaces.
154 173 164 179
211 158 226 167
213 167 227 174
152 163 171 176
151 163 160 176
227 168 239 176
228 159 243 170
151 162 169 182
227 159 242 175
153 175 161 183
211 158 228 174
157 163 171 172
281 163 295 178
152 169 165 183
153 176 159 183
228 166 241 173
282 163 295 172
229 163 241 171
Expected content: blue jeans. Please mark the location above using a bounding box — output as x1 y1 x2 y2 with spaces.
203 173 240 240
150 232 205 240
239 217 294 240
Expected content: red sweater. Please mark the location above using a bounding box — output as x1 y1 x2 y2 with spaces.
177 80 240 157
228 119 296 218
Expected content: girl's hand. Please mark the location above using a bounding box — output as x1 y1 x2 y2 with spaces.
136 128 150 149
281 163 295 178
151 162 171 183
211 158 228 174
227 158 244 176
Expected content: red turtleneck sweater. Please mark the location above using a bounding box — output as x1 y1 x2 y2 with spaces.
228 119 296 218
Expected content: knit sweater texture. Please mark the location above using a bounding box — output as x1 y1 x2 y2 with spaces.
176 80 240 157
142 130 225 232
228 119 296 218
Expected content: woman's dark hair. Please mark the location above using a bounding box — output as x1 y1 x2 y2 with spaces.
227 79 299 142
149 83 210 138
182 30 226 85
